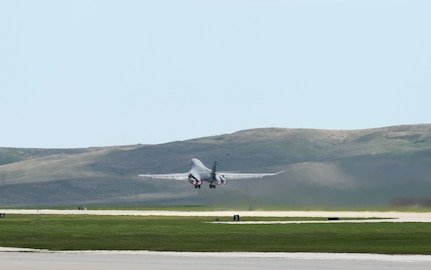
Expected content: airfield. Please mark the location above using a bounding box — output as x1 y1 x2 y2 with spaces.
1 209 431 269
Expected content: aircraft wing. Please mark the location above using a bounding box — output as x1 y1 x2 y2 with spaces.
219 171 284 180
138 173 189 180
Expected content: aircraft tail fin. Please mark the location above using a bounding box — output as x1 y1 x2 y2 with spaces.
210 160 218 180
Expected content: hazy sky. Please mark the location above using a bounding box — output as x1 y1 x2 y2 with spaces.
1 0 430 148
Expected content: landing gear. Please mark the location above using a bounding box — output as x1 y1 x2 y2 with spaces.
209 184 216 189
194 185 201 189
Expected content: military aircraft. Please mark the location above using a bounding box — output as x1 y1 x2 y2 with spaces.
138 158 283 189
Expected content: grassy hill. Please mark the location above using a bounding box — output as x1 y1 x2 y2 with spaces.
1 124 431 208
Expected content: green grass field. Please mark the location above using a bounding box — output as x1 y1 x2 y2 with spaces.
0 214 430 254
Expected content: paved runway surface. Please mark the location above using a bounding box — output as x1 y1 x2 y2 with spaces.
1 210 431 269
1 249 431 270
2 209 431 220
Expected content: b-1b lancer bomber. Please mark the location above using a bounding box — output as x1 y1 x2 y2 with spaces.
139 158 283 189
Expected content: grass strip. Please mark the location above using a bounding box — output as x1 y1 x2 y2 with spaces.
0 215 430 254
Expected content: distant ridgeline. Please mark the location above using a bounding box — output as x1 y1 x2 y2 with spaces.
0 124 431 208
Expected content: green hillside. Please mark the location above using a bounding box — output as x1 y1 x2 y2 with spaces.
1 124 431 208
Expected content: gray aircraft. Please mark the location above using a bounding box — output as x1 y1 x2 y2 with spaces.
139 158 283 189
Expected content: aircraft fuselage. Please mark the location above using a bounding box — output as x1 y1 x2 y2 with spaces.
188 158 226 189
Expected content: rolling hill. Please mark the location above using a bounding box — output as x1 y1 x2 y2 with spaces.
1 124 431 208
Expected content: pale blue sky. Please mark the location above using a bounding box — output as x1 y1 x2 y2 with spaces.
1 0 430 148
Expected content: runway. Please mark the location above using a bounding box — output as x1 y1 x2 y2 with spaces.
1 210 431 269
1 248 431 270
2 209 431 220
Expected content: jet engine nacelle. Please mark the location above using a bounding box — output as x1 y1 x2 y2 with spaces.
188 174 202 185
215 174 227 185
